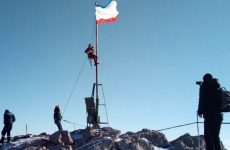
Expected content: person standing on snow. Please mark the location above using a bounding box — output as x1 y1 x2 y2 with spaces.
197 73 223 150
1 109 15 143
54 105 63 131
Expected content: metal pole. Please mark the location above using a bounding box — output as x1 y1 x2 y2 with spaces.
95 15 99 125
26 124 28 134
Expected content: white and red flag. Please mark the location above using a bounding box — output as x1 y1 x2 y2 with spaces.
95 0 119 24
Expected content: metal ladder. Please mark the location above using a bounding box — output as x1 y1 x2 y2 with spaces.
98 84 109 126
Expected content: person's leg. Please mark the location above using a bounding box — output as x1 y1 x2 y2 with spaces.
213 115 223 150
1 125 8 143
6 125 12 143
204 118 215 150
56 122 63 131
58 123 63 131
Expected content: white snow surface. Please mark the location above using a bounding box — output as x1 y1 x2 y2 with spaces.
1 136 42 149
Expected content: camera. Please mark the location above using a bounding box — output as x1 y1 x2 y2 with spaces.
196 81 202 85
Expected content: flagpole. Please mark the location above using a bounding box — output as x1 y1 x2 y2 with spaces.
95 2 99 126
94 0 118 127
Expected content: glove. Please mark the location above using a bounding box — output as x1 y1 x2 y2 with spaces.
197 111 203 118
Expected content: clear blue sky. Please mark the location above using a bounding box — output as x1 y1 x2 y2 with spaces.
1 0 230 148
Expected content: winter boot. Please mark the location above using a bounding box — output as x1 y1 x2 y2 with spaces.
0 137 4 144
6 137 10 143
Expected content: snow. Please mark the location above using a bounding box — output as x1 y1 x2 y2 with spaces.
114 137 123 142
1 136 44 150
140 137 149 144
153 147 169 150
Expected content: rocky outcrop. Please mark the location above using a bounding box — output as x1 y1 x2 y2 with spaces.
49 130 73 145
0 127 226 150
116 129 170 150
170 133 206 150
136 128 170 148
70 127 171 150
71 127 121 150
170 133 226 150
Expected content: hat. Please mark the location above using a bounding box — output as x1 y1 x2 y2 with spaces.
203 73 213 81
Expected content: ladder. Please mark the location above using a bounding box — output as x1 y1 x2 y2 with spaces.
85 83 109 127
98 84 109 126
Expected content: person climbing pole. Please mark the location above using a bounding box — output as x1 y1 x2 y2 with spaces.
85 43 97 66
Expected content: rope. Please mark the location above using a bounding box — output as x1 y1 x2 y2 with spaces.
221 122 230 124
62 57 88 116
157 122 197 132
197 115 200 150
157 121 230 132
63 119 86 128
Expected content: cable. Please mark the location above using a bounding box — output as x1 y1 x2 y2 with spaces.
157 121 230 132
63 119 86 128
62 56 88 116
157 122 197 132
197 115 200 150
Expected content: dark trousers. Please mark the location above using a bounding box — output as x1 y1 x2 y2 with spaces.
55 121 63 131
204 115 223 150
1 124 12 143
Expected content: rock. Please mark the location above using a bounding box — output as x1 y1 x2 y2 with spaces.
61 131 73 145
100 127 121 139
3 127 227 150
49 131 63 145
27 138 49 147
117 131 159 150
170 133 226 150
47 145 72 150
12 134 33 141
137 128 170 148
49 130 73 145
71 127 120 150
116 129 169 150
75 137 115 150
38 132 49 137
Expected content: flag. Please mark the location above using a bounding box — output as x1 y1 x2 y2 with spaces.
95 0 119 24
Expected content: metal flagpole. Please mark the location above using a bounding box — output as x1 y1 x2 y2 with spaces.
95 6 99 125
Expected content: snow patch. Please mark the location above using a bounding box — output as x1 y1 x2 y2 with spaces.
153 146 170 150
114 137 123 142
141 137 149 144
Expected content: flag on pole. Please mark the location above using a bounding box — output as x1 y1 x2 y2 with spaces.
95 0 119 24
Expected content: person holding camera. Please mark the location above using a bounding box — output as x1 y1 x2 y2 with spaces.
197 73 223 150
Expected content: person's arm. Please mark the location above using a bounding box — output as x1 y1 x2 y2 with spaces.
3 114 6 124
58 112 62 120
198 85 205 117
13 114 16 122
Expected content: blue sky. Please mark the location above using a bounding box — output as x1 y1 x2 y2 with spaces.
1 0 230 148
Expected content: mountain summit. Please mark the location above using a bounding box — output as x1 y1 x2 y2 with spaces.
0 127 226 150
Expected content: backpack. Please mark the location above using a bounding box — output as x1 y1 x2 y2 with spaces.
218 87 230 113
4 112 15 125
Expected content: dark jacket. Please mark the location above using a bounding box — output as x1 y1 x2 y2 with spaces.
4 111 16 125
54 108 62 124
198 78 222 118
